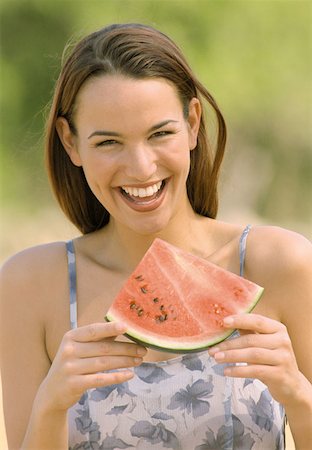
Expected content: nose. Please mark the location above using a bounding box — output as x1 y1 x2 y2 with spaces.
123 143 157 181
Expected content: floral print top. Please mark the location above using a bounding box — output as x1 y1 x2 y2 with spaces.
66 227 285 449
68 349 285 449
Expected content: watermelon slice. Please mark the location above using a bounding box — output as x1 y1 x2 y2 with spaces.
106 238 263 353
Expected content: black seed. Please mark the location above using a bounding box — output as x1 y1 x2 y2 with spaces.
141 287 147 294
135 275 144 281
138 309 144 316
153 297 159 303
160 305 165 311
130 303 136 309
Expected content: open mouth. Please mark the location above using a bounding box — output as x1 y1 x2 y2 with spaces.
120 179 166 203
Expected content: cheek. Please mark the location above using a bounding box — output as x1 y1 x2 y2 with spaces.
79 154 112 194
164 141 191 173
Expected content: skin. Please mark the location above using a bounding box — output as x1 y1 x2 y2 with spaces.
1 75 312 449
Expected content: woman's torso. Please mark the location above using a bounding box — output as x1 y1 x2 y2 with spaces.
44 220 280 363
68 346 285 449
56 222 285 449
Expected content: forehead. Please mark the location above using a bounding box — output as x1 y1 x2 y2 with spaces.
73 75 184 129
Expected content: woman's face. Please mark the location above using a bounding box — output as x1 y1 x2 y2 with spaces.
58 75 201 235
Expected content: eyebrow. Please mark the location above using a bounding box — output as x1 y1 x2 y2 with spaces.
87 119 179 139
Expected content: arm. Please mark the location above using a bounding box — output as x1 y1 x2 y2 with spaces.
0 246 146 449
0 249 56 449
209 227 312 449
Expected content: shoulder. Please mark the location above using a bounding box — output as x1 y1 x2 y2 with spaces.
0 241 70 315
246 225 312 317
1 241 68 284
247 225 312 276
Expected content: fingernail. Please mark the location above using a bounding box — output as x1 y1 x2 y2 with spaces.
116 323 126 332
214 352 225 361
137 347 147 356
134 357 143 364
208 347 220 356
223 317 234 326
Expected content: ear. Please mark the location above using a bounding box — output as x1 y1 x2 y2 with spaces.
187 97 201 150
56 117 82 167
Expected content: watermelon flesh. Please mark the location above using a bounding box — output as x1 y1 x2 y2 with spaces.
106 238 263 353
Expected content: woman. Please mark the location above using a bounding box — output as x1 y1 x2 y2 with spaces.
1 23 311 449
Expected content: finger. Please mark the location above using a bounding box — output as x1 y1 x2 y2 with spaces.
75 354 144 375
74 369 135 392
209 332 278 355
74 340 147 359
212 348 279 366
69 322 127 343
223 363 278 380
222 313 283 334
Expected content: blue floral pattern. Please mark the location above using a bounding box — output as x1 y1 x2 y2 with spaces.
68 350 285 449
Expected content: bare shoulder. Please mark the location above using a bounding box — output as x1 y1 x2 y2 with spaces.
247 225 312 278
1 241 67 279
0 241 69 317
246 226 312 379
246 225 312 323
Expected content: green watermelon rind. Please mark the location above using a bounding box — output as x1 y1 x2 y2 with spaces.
105 285 263 353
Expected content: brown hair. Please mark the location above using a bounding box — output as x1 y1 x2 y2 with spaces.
45 23 227 234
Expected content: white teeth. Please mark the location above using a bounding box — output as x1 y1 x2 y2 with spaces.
138 188 146 198
122 181 162 198
146 186 154 196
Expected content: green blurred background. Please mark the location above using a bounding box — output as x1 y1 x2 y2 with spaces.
1 0 311 262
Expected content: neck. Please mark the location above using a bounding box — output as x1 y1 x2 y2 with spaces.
103 204 205 271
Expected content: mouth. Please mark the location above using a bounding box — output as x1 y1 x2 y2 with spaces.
119 179 166 204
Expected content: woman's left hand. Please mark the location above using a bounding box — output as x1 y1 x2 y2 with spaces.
208 313 307 407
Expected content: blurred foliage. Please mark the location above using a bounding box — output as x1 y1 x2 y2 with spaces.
0 0 311 235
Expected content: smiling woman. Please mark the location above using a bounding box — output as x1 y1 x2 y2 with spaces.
56 75 200 228
0 23 311 450
46 24 226 235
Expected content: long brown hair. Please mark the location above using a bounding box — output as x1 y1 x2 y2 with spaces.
45 23 227 234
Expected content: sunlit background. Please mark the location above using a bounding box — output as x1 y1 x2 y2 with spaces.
1 0 311 263
1 0 311 447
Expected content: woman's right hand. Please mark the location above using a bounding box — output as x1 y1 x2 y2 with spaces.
35 321 146 412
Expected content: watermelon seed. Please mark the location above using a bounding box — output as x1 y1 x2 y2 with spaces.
137 309 144 316
130 302 136 309
153 297 159 303
160 305 165 311
140 287 148 294
155 314 166 323
135 275 144 281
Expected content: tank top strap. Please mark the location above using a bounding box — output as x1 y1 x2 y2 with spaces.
66 240 78 329
239 224 252 277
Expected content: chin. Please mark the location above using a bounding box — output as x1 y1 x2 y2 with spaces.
128 216 172 237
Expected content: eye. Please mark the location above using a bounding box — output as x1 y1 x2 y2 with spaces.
151 130 173 139
95 139 118 147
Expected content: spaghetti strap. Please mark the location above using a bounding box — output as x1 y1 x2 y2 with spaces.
239 224 252 277
66 240 78 329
